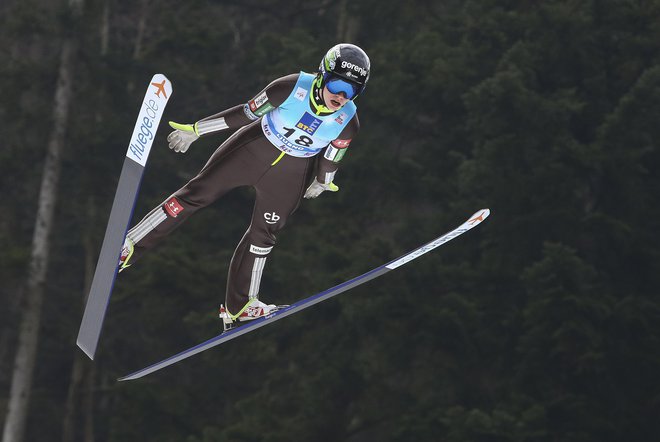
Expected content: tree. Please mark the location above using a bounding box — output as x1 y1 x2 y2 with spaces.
1 1 82 441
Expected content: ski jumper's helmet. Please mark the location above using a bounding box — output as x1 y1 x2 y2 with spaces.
318 43 370 99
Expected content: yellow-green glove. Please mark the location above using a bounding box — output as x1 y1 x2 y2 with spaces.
167 121 199 153
304 178 339 199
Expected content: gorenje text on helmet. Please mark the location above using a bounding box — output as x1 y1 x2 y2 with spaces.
340 61 368 78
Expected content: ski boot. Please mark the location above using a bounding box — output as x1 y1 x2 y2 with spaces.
118 237 134 273
219 299 284 332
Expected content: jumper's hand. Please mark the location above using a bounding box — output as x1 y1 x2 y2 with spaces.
304 179 339 199
167 121 199 153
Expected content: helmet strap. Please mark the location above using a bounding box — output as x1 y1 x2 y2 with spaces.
309 74 335 115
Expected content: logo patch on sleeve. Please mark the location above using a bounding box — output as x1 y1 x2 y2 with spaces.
295 112 323 135
331 138 351 149
249 91 269 112
164 197 184 218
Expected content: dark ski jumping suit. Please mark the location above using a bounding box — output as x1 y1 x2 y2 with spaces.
125 72 360 314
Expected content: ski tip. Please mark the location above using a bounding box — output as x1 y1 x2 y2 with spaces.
150 73 170 83
467 208 490 224
149 73 173 98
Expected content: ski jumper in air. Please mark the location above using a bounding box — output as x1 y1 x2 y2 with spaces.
119 44 371 329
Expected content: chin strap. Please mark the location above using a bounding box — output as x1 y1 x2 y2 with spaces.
309 75 335 115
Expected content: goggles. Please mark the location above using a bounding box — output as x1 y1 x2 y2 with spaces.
325 76 361 100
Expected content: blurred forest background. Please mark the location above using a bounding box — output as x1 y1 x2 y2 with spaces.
2 0 660 441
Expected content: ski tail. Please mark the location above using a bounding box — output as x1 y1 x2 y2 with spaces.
77 74 173 360
118 209 490 381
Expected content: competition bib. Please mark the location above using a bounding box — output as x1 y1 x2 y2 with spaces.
261 72 356 158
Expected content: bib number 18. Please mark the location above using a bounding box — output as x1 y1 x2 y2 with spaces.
283 127 313 147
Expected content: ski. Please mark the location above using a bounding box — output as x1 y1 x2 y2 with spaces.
77 74 173 360
118 209 490 381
